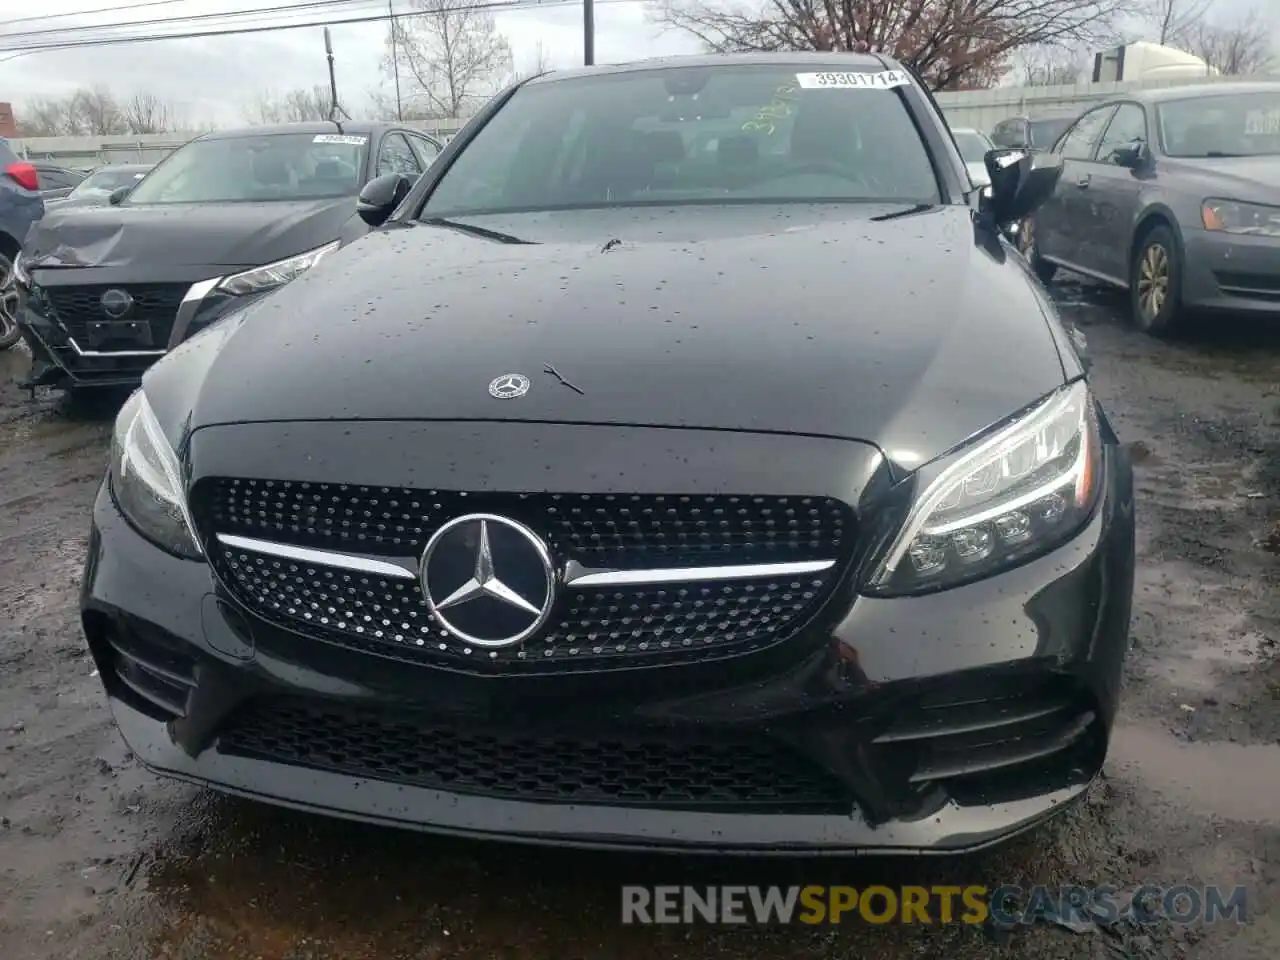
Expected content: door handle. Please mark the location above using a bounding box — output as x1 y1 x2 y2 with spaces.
1076 174 1092 188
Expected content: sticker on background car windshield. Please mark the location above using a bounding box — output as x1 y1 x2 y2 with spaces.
794 70 911 90
313 134 368 145
1244 109 1280 135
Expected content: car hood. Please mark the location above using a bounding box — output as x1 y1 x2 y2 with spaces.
1164 156 1280 197
43 194 106 210
158 203 1070 469
20 197 355 270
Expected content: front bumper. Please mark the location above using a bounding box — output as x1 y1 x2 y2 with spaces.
15 272 261 389
81 445 1135 854
1180 227 1280 315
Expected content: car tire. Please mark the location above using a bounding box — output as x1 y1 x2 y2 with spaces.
0 249 21 351
1017 217 1057 285
1130 225 1182 336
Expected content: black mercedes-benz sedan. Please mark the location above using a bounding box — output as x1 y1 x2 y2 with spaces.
14 120 442 392
80 53 1136 855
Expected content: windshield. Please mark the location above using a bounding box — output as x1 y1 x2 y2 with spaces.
127 132 367 204
1029 118 1073 149
952 130 992 163
1157 91 1280 158
71 168 148 198
421 65 940 217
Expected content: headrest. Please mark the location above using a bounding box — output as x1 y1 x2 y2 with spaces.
253 153 292 185
637 129 686 163
1179 122 1222 153
717 135 759 166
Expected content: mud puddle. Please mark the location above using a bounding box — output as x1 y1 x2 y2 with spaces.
1109 724 1280 824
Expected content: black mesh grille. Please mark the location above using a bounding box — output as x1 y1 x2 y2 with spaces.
197 479 852 673
216 547 835 672
198 479 849 566
46 283 187 352
217 699 850 812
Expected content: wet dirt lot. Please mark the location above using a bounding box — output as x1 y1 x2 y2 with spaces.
0 277 1277 960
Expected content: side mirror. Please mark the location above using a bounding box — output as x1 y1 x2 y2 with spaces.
357 173 412 227
108 186 131 205
1115 142 1149 169
982 148 1064 226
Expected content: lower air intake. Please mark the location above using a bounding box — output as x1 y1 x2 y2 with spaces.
217 699 851 813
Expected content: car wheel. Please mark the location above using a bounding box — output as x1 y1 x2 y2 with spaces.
0 250 21 351
1130 225 1182 336
1017 217 1057 285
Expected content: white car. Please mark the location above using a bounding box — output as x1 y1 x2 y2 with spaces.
950 126 996 188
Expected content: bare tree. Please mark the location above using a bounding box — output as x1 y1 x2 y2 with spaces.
1143 0 1210 45
366 87 437 121
71 85 127 135
122 92 180 133
511 40 555 81
17 87 126 135
384 0 512 118
650 0 1141 90
17 87 195 136
16 97 75 136
1186 8 1274 75
1014 45 1085 85
248 86 335 124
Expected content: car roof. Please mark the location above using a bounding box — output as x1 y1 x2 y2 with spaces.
195 121 394 141
1119 81 1280 104
89 163 152 172
526 51 895 85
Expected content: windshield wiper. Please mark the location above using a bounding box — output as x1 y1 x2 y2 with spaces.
421 217 539 245
871 203 934 222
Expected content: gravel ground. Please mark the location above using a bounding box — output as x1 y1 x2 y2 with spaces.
0 276 1277 960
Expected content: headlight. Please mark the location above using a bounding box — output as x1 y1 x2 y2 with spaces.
1201 199 1280 237
868 381 1101 595
109 389 203 559
11 251 29 288
215 241 339 296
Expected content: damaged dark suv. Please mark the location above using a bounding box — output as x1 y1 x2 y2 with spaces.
14 121 441 392
81 54 1136 854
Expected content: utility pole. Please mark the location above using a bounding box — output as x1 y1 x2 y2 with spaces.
583 0 594 65
389 0 403 120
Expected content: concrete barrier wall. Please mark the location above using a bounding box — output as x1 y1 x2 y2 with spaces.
935 72 1279 132
9 117 467 168
11 71 1279 167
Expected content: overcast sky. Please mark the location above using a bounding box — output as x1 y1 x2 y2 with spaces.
0 0 1274 128
0 0 701 127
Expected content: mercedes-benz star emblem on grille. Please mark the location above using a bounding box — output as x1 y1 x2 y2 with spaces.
420 513 555 648
99 288 134 319
488 373 530 399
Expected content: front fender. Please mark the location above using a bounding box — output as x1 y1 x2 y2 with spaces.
1128 191 1190 273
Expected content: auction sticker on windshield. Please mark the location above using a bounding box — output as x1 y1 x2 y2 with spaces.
1244 109 1279 135
313 134 368 145
795 70 911 90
